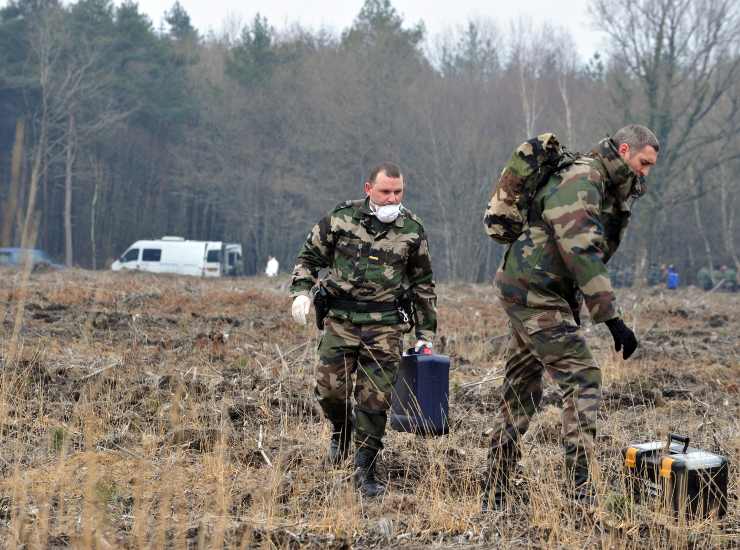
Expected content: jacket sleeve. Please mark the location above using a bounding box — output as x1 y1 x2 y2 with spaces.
289 215 334 297
542 176 618 323
407 230 437 341
602 206 631 264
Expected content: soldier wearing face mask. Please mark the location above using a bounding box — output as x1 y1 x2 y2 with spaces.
482 125 659 512
289 162 437 497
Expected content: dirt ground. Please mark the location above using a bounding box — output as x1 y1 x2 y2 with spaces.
0 268 737 549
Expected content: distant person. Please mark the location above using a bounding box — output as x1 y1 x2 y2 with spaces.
647 262 661 286
265 256 279 277
719 265 737 292
666 265 679 290
289 162 436 497
482 124 659 511
697 266 714 290
610 266 635 288
659 263 668 284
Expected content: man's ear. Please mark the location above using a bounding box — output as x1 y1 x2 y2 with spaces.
364 181 372 195
618 142 630 157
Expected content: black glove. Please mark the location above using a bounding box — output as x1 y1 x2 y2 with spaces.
605 318 638 360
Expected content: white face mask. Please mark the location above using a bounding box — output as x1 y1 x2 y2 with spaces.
372 202 402 223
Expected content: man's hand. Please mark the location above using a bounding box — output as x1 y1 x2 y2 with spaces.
605 318 638 359
414 339 433 355
291 295 311 326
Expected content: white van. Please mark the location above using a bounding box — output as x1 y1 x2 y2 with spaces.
112 237 240 277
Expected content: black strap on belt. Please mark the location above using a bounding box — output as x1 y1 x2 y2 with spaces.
327 297 398 313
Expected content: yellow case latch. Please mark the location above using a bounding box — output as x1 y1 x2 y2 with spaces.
625 447 638 468
660 457 675 479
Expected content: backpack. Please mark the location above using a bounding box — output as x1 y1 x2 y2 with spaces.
484 132 576 244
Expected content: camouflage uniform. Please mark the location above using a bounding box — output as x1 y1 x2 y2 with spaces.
696 267 714 291
720 267 737 292
290 198 436 451
484 137 638 492
647 263 662 286
726 268 738 292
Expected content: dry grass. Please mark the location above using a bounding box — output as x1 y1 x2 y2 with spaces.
0 268 737 548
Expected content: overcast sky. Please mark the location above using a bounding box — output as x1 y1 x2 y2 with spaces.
118 0 606 60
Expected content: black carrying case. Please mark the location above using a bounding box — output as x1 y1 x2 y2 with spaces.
622 433 729 518
390 349 450 436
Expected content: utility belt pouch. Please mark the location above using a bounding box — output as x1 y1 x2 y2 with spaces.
311 285 330 330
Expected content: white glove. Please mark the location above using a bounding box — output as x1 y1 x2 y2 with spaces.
414 339 433 354
291 295 311 326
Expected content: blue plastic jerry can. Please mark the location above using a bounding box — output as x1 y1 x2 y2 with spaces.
390 348 450 436
667 270 679 289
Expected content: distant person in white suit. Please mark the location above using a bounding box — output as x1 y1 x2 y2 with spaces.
265 256 279 277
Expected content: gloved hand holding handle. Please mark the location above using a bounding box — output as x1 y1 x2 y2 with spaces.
605 318 638 360
414 339 433 355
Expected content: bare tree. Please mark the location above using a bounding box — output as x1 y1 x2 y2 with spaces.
410 21 508 280
590 0 740 269
34 8 130 266
1 119 25 247
63 111 76 265
21 4 61 254
509 18 544 137
690 166 715 274
552 28 579 145
718 163 739 270
88 152 104 270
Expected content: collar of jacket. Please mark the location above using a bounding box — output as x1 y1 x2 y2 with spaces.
592 138 634 187
590 138 637 205
355 197 406 228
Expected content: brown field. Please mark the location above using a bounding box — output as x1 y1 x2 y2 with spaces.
0 268 737 549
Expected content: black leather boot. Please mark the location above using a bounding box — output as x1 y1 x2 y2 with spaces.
353 447 385 497
481 443 519 513
328 418 353 465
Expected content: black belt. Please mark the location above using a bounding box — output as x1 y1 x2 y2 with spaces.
327 297 398 313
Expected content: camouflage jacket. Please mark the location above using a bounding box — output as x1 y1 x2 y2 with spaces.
493 138 638 325
290 198 437 340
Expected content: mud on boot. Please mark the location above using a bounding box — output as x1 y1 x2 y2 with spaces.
319 399 353 465
481 442 519 513
328 419 353 465
353 447 385 498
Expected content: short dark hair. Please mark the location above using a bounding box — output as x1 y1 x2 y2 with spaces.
613 124 660 153
368 162 402 184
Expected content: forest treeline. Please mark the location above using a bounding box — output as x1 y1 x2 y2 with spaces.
1 0 739 282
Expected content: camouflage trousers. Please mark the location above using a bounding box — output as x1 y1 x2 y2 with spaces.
315 316 403 451
489 300 602 483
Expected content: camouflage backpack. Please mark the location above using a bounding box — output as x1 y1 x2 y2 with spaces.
484 133 575 244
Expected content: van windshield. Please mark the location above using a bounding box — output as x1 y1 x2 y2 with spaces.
206 250 221 263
